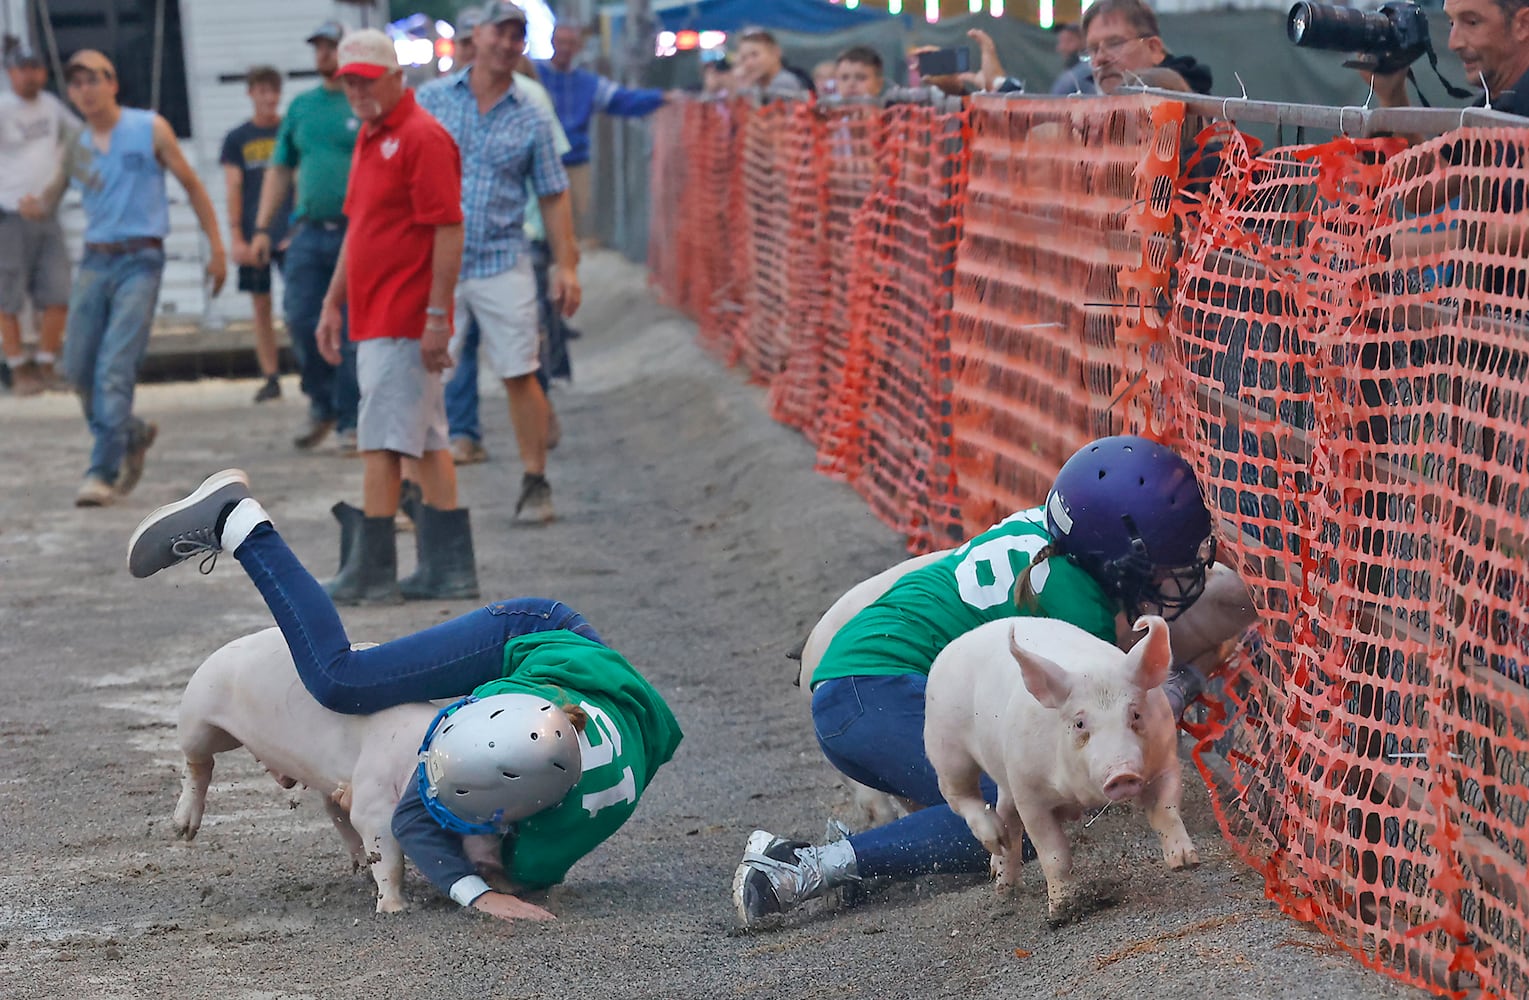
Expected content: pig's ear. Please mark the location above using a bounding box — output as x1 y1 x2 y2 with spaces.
1127 615 1173 690
1009 624 1072 709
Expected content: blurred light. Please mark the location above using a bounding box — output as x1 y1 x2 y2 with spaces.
970 0 982 10
439 56 454 72
435 19 454 38
888 0 902 13
657 30 676 47
435 37 454 59
991 0 1005 13
1037 0 1050 25
522 0 555 60
925 0 938 21
699 30 727 49
1081 0 1095 8
846 0 860 7
676 29 700 49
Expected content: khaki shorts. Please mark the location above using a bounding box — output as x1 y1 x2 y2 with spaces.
0 213 72 314
356 337 449 458
452 258 541 379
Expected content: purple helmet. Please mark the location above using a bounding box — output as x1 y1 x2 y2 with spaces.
1044 435 1215 620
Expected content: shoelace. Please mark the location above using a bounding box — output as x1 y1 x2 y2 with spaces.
171 530 221 575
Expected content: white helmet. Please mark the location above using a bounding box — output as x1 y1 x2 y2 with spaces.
420 694 582 832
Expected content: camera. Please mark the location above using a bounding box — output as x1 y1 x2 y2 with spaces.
1286 0 1431 74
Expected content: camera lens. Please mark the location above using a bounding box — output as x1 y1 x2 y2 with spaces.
1287 1 1314 43
1285 1 1399 53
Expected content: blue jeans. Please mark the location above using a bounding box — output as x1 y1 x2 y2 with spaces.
444 315 482 442
233 522 603 713
283 224 358 431
813 674 1029 881
532 240 572 382
61 247 163 482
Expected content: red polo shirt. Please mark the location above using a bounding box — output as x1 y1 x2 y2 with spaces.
342 89 462 341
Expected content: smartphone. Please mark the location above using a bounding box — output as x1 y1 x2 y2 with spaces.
916 47 971 78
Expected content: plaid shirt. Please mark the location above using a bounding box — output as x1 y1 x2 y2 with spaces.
417 70 568 279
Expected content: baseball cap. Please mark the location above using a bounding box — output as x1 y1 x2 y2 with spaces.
5 44 44 69
306 21 344 44
64 49 116 81
335 28 400 79
456 6 484 33
483 1 528 25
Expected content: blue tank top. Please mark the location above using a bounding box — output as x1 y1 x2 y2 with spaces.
77 107 169 243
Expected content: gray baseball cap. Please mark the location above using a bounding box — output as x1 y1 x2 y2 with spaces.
483 1 527 25
5 44 44 69
306 21 344 44
456 6 484 32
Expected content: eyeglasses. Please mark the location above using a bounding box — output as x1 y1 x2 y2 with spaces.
1081 35 1152 62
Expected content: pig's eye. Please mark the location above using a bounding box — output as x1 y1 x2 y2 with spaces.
1132 709 1142 723
1073 717 1086 730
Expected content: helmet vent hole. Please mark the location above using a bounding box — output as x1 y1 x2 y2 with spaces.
489 709 504 720
1139 477 1145 486
552 762 567 771
1098 470 1106 479
454 789 470 796
555 730 563 738
530 732 540 740
502 771 520 780
441 724 454 735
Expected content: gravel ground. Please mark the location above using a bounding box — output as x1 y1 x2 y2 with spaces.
0 252 1420 1000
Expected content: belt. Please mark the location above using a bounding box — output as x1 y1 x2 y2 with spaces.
85 237 164 255
301 217 347 231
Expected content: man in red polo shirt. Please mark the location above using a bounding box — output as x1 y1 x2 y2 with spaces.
313 28 475 604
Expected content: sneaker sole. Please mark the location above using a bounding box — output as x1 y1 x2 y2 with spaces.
125 468 250 577
731 830 779 928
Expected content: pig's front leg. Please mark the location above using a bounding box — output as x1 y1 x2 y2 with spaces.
1017 803 1076 924
349 787 407 914
323 794 368 873
1141 762 1198 870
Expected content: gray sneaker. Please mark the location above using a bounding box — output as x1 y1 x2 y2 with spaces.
126 469 251 578
732 830 819 928
514 473 555 523
116 420 159 497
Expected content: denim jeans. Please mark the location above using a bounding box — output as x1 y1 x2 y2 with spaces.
61 247 163 482
283 224 358 432
532 240 572 382
813 674 1030 881
444 315 481 442
233 522 603 714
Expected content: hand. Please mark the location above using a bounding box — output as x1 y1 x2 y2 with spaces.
316 298 344 366
967 28 1007 93
1355 59 1410 108
420 318 453 374
249 231 272 267
551 266 582 318
471 891 556 924
17 195 46 221
231 237 252 267
206 249 228 297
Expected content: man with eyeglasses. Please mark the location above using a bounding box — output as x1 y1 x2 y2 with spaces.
1081 0 1211 96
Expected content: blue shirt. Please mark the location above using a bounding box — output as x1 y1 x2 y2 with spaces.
74 107 169 244
417 70 568 279
533 62 664 167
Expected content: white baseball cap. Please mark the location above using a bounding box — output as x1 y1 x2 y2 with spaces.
336 28 400 79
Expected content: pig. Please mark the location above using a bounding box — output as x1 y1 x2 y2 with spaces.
924 615 1196 925
797 553 1256 831
172 627 505 913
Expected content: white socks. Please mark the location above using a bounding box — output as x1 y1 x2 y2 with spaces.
220 497 272 554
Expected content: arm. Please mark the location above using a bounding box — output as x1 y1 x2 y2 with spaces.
421 223 464 374
595 75 667 118
25 101 83 219
153 114 227 295
316 236 348 366
391 782 556 923
221 164 249 267
539 192 580 317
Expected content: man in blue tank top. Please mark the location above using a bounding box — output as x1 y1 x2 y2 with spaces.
59 49 227 508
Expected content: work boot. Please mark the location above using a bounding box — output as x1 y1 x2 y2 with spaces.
336 429 359 456
116 419 159 497
253 376 281 403
399 504 481 601
294 417 336 450
395 479 423 533
324 510 401 606
125 469 253 578
450 437 488 465
75 474 116 508
11 361 42 397
514 472 555 523
731 829 859 929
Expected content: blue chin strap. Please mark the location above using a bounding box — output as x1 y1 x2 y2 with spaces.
415 696 508 837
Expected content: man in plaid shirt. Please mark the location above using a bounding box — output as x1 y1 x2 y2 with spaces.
418 0 580 523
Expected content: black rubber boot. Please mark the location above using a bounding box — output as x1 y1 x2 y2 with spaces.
398 479 423 530
329 501 364 576
399 504 480 601
324 514 401 605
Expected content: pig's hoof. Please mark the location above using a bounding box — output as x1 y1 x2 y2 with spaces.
1164 842 1201 870
375 896 406 914
1045 879 1124 928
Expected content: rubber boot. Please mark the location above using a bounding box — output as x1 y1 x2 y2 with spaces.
324 515 401 605
330 502 364 575
399 504 480 601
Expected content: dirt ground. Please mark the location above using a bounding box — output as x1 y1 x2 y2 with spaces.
0 252 1423 1000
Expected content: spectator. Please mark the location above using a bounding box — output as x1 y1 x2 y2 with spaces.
813 59 838 95
735 28 811 96
0 44 77 397
453 7 482 67
535 19 667 244
834 46 884 99
1049 24 1097 95
701 57 733 96
420 1 580 525
220 64 293 405
1081 0 1212 96
315 28 473 603
60 49 226 507
250 22 362 453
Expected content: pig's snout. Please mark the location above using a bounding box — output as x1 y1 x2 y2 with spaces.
1102 771 1144 802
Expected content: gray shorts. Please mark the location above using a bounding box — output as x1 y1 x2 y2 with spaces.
356 337 449 458
0 212 72 315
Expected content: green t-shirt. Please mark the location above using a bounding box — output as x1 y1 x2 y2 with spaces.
272 84 358 223
811 506 1120 687
471 631 683 890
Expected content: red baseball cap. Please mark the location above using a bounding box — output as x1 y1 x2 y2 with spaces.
336 28 399 79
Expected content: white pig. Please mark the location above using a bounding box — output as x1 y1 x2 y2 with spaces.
172 627 504 913
798 555 1255 830
924 615 1197 925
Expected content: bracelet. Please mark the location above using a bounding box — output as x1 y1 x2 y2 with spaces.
425 306 448 318
424 316 450 328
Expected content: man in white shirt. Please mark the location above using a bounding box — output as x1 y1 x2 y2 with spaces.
0 45 79 395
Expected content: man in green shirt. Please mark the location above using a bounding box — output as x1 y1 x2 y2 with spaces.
250 21 361 454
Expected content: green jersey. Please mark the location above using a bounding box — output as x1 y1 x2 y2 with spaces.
272 84 357 222
810 506 1120 688
470 631 683 889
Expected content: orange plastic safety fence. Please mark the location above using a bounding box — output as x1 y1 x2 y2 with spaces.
948 95 1185 532
1172 123 1529 999
646 104 688 309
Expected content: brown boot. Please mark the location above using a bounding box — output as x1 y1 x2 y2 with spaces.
11 361 43 397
